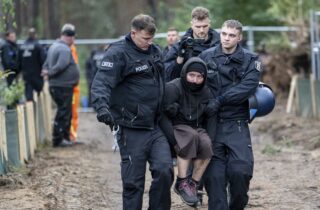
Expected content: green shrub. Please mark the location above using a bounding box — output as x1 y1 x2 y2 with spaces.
0 71 24 108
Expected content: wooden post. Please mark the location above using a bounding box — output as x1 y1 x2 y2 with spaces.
39 92 50 142
17 105 28 164
286 75 298 114
310 74 318 118
0 109 8 161
26 102 37 158
43 81 52 141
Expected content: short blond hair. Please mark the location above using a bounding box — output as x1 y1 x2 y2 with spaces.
191 7 210 21
222 19 243 34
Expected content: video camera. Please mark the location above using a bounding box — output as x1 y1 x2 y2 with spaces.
184 37 205 49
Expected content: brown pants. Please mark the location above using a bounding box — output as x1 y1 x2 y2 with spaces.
173 124 213 159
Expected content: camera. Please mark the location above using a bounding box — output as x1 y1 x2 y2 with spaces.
184 37 205 48
185 37 194 48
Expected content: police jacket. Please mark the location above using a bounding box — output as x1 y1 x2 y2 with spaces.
199 44 261 121
164 28 220 82
91 33 165 130
85 49 104 85
19 38 46 85
164 57 212 128
1 40 19 72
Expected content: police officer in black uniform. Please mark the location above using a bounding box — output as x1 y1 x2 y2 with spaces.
19 28 46 101
1 30 19 86
164 6 219 82
91 14 173 210
199 20 261 210
85 45 105 106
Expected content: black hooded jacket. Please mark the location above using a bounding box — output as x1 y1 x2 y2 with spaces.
164 57 213 128
91 33 165 130
164 28 220 82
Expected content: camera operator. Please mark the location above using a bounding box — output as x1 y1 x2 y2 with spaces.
164 6 220 82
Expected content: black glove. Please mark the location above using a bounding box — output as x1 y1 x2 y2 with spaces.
165 103 180 118
206 99 222 116
97 107 114 126
177 37 189 57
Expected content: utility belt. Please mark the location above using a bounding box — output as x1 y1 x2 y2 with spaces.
217 118 249 124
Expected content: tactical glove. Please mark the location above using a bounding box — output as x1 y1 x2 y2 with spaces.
177 37 189 57
206 98 222 116
97 107 114 126
165 102 180 118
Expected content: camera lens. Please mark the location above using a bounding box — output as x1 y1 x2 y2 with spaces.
186 37 194 47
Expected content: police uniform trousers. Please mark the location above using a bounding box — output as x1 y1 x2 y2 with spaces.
117 126 174 210
203 120 254 210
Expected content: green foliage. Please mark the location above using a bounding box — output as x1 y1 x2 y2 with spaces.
261 144 281 155
279 136 293 148
267 0 319 24
261 33 292 52
0 0 16 31
0 79 24 108
0 70 14 80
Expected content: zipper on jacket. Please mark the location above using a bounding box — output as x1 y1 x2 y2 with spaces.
237 120 242 132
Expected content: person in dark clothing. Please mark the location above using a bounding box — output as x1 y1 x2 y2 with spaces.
85 45 106 106
19 28 46 101
42 23 80 148
91 14 173 210
1 30 19 86
164 6 220 82
199 20 261 210
162 27 180 58
161 57 215 207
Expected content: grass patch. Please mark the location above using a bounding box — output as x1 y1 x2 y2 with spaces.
261 144 281 155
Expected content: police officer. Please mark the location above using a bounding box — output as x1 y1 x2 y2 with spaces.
199 20 261 210
19 28 46 101
91 14 173 210
85 45 106 106
164 6 220 82
162 27 180 58
1 30 19 86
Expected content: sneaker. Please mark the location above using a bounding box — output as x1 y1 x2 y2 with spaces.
189 179 202 207
53 139 74 148
174 179 199 206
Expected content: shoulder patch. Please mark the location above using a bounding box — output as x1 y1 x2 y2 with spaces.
101 61 114 68
254 61 261 71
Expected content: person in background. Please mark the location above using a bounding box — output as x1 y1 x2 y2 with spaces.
70 43 80 142
91 14 173 210
19 28 46 101
85 45 106 107
164 6 220 81
162 27 180 57
199 19 261 210
42 23 79 147
1 30 19 86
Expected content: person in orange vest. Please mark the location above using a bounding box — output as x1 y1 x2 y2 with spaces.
70 43 80 142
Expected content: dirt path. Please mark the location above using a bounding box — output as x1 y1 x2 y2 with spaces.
0 104 319 210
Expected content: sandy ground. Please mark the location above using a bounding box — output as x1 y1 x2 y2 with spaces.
0 102 319 210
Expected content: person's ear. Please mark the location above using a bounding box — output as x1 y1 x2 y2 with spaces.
131 30 136 37
238 33 243 42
